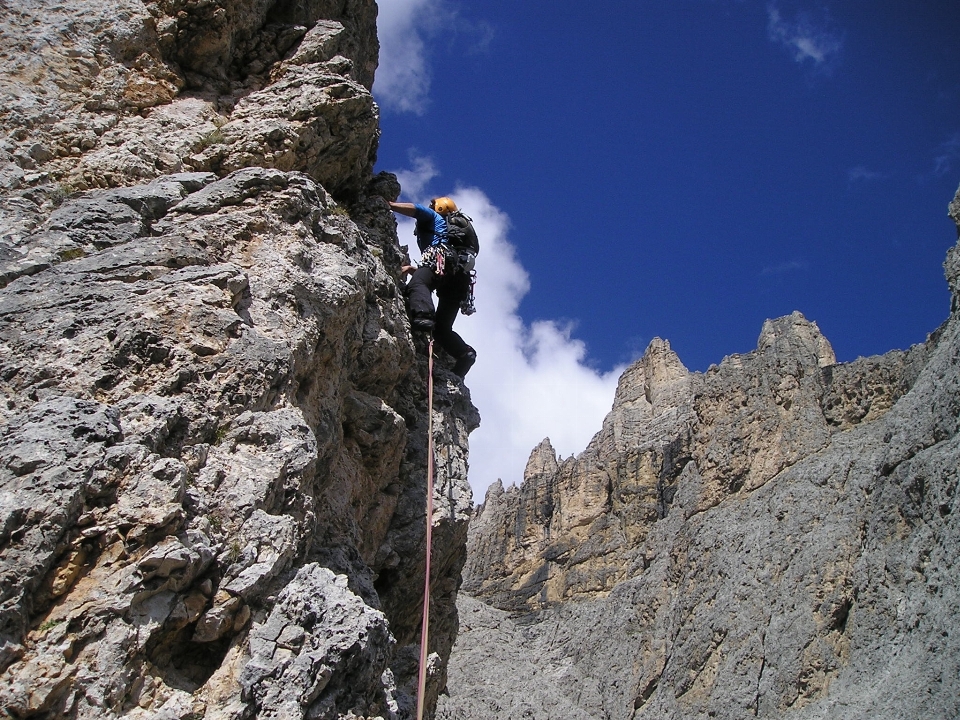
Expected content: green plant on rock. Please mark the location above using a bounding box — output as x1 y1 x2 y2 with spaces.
197 127 225 150
39 618 64 633
227 540 242 564
59 247 86 261
213 425 230 445
49 182 77 207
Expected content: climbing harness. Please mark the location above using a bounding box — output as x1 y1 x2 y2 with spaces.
420 244 448 276
419 245 478 316
416 338 436 720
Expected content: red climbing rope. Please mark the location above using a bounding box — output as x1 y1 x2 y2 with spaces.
416 338 436 720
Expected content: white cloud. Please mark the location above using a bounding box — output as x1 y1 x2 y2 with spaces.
767 3 843 70
388 179 626 500
847 166 886 184
394 153 440 199
452 187 626 500
374 1 494 115
374 0 441 114
934 132 960 177
760 259 809 276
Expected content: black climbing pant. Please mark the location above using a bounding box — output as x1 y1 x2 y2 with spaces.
406 264 474 361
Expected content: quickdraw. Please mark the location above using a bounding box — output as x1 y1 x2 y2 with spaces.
460 270 477 316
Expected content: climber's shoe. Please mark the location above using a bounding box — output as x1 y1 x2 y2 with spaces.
452 348 477 378
411 316 434 332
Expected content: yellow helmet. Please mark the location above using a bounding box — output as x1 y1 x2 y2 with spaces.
431 196 458 215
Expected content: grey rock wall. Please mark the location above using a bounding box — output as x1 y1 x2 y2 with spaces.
441 189 960 719
0 0 378 198
0 2 477 719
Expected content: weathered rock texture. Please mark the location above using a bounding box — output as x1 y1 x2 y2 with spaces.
440 189 960 719
0 2 477 719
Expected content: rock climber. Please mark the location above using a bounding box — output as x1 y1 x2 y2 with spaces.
389 196 477 378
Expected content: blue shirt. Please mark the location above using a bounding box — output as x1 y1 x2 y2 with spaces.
413 204 447 252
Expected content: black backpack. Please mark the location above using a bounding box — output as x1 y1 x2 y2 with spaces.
444 210 479 255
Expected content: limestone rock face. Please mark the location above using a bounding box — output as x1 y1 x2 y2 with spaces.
0 2 477 719
0 0 379 197
463 311 878 610
444 189 960 719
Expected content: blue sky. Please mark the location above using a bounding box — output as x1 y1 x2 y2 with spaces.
373 0 960 498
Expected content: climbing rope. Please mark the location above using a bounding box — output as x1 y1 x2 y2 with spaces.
416 337 436 720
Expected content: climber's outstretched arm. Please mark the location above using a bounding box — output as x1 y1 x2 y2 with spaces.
388 201 417 218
